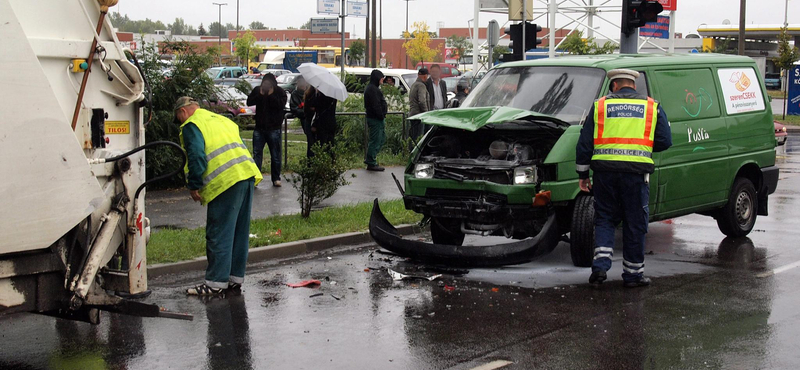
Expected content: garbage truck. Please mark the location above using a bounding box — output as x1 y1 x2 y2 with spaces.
0 0 189 323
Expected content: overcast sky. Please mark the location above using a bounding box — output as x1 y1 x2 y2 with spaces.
116 0 798 38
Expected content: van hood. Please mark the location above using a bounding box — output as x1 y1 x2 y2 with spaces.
409 106 569 132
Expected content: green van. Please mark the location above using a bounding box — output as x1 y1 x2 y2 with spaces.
369 54 780 267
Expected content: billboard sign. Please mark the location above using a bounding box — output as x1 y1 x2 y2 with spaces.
347 1 367 17
317 0 340 15
788 66 800 116
657 0 677 11
311 18 340 34
640 15 670 39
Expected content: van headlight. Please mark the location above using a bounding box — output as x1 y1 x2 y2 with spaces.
513 166 537 185
414 163 435 179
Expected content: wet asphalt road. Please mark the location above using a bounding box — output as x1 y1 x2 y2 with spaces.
1 137 799 370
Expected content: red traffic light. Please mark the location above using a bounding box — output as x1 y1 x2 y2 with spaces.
623 0 664 35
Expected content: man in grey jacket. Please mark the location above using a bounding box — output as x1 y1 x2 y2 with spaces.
409 68 431 140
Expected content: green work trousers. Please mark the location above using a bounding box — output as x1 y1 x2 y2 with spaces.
204 178 255 289
365 117 386 166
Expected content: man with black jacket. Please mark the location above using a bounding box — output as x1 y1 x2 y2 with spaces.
364 69 388 172
247 73 287 187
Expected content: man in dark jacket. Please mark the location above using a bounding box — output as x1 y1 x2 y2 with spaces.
307 90 338 148
576 69 672 288
247 73 287 187
289 76 313 157
425 64 448 111
364 69 388 171
446 80 470 108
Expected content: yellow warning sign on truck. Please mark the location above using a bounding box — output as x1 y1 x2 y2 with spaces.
105 121 130 134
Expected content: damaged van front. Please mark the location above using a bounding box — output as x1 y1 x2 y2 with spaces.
370 65 607 266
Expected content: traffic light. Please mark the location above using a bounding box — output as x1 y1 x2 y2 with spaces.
504 23 523 62
622 0 663 35
525 23 543 51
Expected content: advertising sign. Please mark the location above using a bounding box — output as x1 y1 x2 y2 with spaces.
788 66 800 116
718 68 766 115
640 15 670 39
317 0 340 15
310 18 340 34
657 0 677 11
347 1 367 17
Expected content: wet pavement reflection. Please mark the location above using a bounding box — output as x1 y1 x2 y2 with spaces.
1 135 799 369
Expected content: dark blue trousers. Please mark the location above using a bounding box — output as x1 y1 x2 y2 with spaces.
591 171 650 282
253 129 282 183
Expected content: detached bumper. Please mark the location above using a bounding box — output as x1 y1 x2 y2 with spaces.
368 199 561 266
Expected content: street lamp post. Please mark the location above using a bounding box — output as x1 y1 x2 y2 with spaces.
402 0 413 69
213 2 227 66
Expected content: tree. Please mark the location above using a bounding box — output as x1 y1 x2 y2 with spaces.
198 23 207 36
446 35 470 66
300 19 311 29
702 37 736 54
491 45 509 62
403 21 439 66
774 25 800 118
234 31 257 67
561 30 617 55
349 39 366 66
285 143 350 218
249 21 265 30
209 22 227 38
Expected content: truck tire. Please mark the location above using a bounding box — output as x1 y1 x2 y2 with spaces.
430 217 465 246
716 177 757 237
570 195 595 267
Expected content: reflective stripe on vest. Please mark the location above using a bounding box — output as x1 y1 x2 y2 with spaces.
592 97 657 165
180 109 262 205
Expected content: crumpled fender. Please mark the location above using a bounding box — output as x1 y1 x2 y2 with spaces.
368 199 561 266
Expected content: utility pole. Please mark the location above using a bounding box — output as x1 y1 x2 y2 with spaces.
379 0 383 56
213 2 227 66
738 0 746 55
371 0 377 67
365 0 370 67
472 0 479 72
340 0 346 78
404 0 413 69
522 0 526 61
236 0 240 65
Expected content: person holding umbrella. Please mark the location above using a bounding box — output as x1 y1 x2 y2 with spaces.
296 63 350 151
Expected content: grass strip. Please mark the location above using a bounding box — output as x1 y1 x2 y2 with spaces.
147 199 420 264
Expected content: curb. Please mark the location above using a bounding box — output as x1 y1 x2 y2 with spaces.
784 125 800 132
147 224 418 279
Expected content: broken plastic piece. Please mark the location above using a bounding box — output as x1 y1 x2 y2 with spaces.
287 280 322 288
387 268 442 281
444 285 455 291
309 293 323 298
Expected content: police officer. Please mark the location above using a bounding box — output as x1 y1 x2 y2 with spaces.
576 69 672 288
175 97 263 295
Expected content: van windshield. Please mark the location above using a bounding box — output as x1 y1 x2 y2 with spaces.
461 66 605 125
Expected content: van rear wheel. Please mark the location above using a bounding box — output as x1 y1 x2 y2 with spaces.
570 195 595 268
716 177 757 237
430 217 465 246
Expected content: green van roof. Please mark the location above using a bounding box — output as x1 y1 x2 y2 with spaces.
496 53 755 71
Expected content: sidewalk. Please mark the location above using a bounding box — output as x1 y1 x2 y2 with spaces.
146 166 406 230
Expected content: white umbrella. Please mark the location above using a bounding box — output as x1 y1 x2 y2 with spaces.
297 63 349 102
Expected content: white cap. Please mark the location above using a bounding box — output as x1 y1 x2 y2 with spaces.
607 69 640 82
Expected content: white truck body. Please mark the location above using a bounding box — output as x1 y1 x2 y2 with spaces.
0 0 174 322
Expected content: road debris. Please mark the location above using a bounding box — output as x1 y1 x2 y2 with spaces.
287 280 322 288
387 268 442 281
309 293 324 298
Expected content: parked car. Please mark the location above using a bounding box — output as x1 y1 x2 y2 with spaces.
764 73 782 90
442 77 461 100
277 73 302 93
415 62 462 78
775 121 788 146
205 66 248 79
206 86 254 118
214 77 260 90
332 67 419 95
371 54 779 267
259 68 292 77
461 70 487 89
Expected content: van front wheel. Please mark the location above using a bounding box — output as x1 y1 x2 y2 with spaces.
570 195 595 268
716 177 757 237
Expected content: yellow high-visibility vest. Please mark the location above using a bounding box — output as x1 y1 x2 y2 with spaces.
592 97 658 166
180 109 262 205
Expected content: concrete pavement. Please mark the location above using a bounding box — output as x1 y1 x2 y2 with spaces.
1 136 798 369
146 166 406 230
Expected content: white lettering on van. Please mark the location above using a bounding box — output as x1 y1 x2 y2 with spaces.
688 127 710 143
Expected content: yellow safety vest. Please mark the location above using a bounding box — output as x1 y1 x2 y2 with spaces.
180 109 262 205
592 96 658 167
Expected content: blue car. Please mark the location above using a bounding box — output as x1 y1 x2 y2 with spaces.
764 73 782 90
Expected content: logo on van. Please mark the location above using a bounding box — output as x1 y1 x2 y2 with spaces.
682 88 714 118
729 72 752 92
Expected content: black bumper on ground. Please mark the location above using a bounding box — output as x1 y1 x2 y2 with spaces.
368 199 561 267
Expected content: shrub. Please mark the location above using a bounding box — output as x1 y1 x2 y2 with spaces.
284 142 351 218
